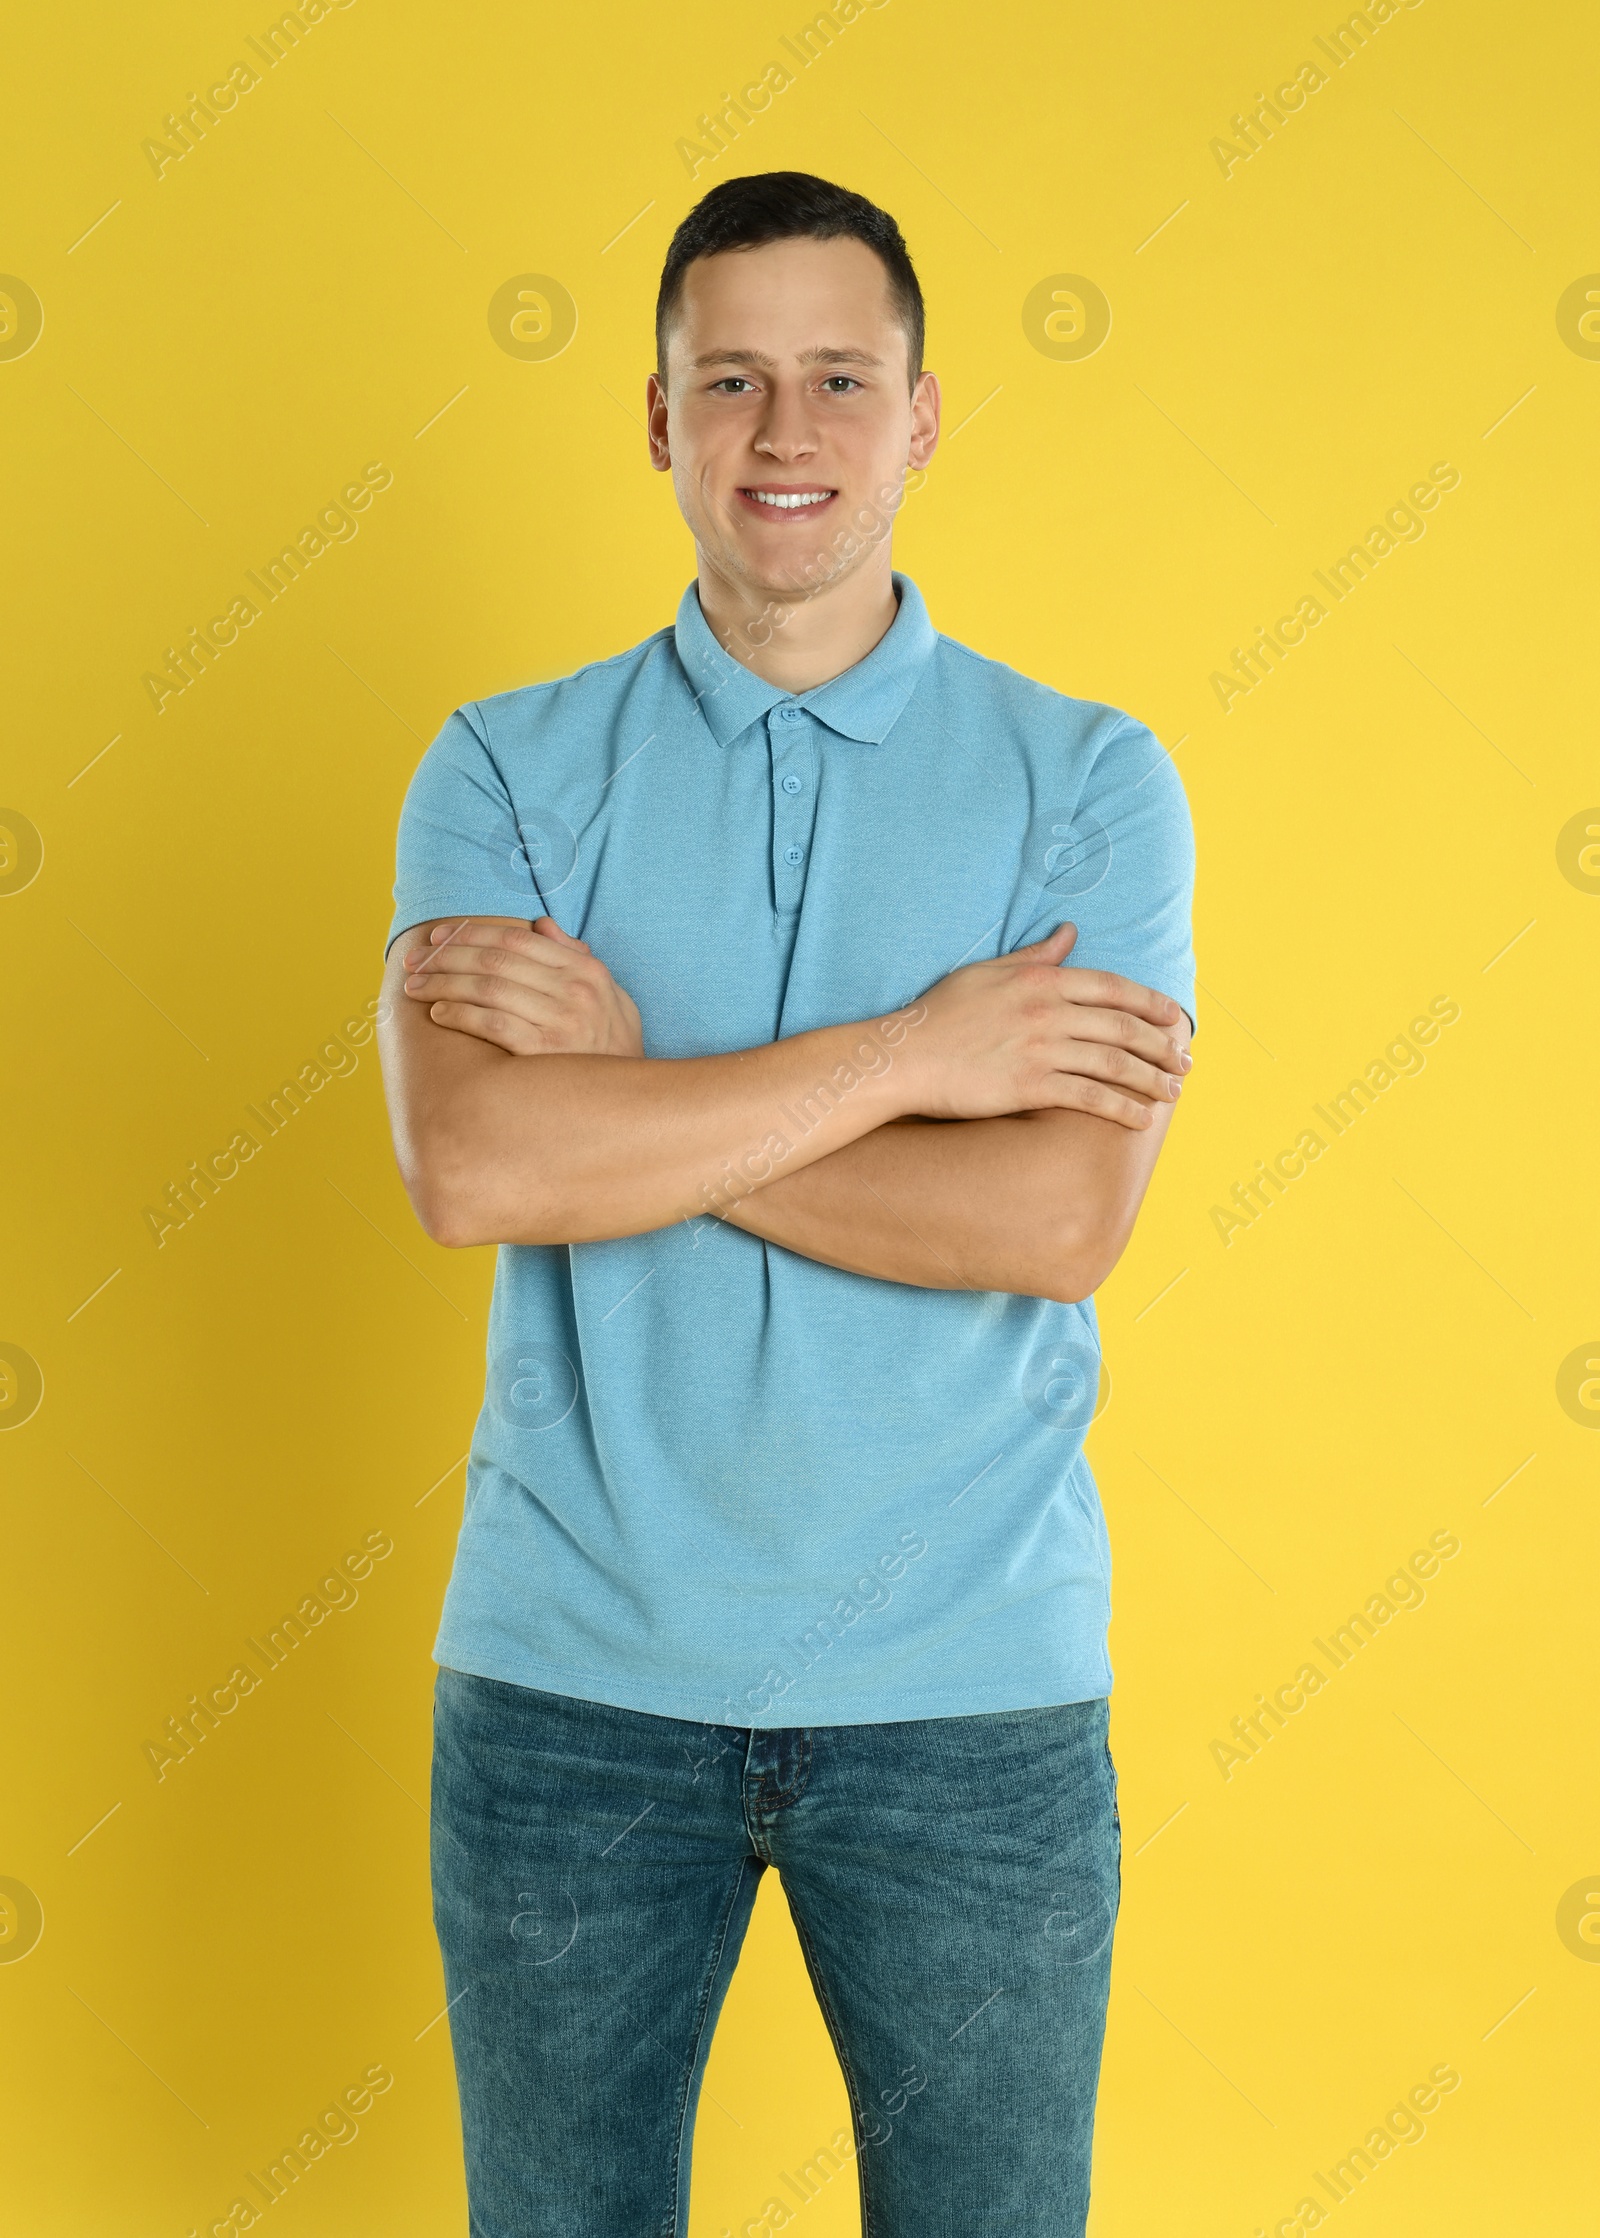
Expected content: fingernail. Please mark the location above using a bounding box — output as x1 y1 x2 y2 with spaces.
1180 1051 1193 1071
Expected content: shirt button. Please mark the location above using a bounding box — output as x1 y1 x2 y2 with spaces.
781 774 803 794
778 705 801 721
783 844 804 866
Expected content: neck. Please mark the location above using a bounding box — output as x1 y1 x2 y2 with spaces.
695 542 899 693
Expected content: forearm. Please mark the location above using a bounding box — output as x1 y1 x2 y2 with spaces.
382 913 1189 1259
720 1105 1153 1302
386 1005 922 1247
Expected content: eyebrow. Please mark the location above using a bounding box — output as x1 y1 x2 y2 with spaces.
689 345 885 370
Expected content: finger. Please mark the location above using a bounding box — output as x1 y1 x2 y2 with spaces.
407 937 599 995
426 916 517 949
424 998 544 1055
1011 921 1077 963
438 919 597 973
401 917 519 966
1057 965 1184 1029
1056 1036 1186 1102
531 916 590 952
1043 1073 1160 1129
420 917 589 965
401 919 466 965
1058 1002 1192 1076
424 917 537 953
404 968 576 1023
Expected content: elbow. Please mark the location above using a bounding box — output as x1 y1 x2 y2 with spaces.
1034 1217 1121 1306
396 1133 498 1250
1039 1267 1098 1307
404 1163 479 1250
399 1133 577 1249
416 1191 481 1251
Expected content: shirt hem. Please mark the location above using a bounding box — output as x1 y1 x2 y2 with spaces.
385 890 546 957
432 1631 1113 1728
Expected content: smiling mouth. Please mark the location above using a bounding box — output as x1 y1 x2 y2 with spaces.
737 486 838 514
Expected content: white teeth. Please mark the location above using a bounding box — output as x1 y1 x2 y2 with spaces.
748 489 833 509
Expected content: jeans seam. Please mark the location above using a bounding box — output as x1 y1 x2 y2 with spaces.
785 1895 881 2238
664 1861 758 2238
745 1730 812 1850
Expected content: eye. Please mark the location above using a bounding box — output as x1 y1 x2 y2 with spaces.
711 376 757 394
820 375 862 393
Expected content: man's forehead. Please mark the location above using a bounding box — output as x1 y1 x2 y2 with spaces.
685 343 886 370
672 240 897 323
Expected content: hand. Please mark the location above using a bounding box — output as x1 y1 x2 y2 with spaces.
900 922 1192 1128
401 917 644 1057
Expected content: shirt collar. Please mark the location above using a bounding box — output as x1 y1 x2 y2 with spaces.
673 572 938 747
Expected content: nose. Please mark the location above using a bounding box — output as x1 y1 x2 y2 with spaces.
754 382 819 465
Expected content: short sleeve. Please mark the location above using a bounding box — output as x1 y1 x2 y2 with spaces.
383 705 542 958
1016 715 1198 1037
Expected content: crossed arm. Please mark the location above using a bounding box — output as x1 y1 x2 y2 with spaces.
716 1103 1183 1298
377 915 1193 1305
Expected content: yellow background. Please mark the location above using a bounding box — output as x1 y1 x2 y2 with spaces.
3 0 1596 2230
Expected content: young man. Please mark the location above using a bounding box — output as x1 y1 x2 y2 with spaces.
378 172 1196 2238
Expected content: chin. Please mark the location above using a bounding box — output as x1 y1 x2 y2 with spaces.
705 541 823 609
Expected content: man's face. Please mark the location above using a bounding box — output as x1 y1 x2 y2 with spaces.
648 235 939 604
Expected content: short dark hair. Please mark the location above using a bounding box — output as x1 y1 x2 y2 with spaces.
655 171 924 390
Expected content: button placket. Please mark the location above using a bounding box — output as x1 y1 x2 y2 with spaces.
768 705 816 913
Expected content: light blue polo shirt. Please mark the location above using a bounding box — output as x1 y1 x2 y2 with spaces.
386 573 1196 1728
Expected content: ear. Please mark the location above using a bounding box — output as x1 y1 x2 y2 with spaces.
646 372 672 472
908 369 941 471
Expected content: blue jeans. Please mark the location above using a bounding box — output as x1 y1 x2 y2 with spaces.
430 1668 1121 2237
